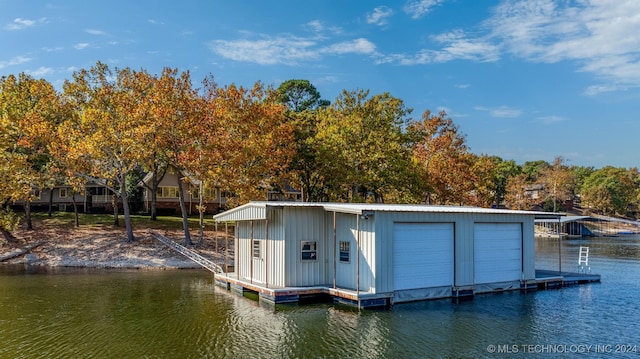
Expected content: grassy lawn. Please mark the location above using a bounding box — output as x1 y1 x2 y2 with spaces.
31 212 220 232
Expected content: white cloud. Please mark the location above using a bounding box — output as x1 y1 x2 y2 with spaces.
378 30 499 65
74 43 90 50
27 67 54 77
0 55 31 69
4 18 36 30
211 32 376 65
210 36 319 65
403 0 445 19
304 20 342 36
366 6 394 26
455 84 470 89
323 38 376 55
486 0 640 93
85 29 106 35
475 106 522 118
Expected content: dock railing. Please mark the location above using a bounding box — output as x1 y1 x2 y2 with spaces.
151 232 223 274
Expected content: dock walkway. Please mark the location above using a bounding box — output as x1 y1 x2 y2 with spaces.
150 232 223 274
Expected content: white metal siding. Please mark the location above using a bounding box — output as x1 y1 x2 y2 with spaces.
393 223 454 291
474 223 522 284
283 207 326 287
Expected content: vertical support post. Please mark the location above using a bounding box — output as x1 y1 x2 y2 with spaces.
265 213 269 289
356 214 360 296
250 220 254 284
558 216 562 274
333 211 337 289
225 222 229 274
215 221 219 260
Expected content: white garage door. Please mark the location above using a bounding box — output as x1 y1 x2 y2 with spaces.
393 223 454 291
474 223 522 284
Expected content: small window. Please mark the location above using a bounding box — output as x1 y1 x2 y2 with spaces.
252 240 260 258
59 188 68 198
301 241 317 261
339 241 350 262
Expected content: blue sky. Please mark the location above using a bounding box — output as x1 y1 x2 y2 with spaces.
1 0 639 169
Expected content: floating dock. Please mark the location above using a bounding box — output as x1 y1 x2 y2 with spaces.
534 269 601 289
214 269 601 309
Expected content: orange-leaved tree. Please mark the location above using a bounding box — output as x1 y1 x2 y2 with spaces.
0 73 63 233
149 68 204 245
207 82 295 206
60 62 154 242
408 110 475 205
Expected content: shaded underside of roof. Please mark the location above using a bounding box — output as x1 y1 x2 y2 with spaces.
213 201 563 222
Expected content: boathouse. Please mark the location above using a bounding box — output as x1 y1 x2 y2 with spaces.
212 202 562 308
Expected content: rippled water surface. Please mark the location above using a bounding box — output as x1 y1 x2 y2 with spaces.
1 235 639 358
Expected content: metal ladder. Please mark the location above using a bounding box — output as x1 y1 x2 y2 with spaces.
578 246 590 273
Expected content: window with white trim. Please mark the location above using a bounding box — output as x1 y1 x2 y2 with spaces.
301 241 317 261
59 188 68 198
339 241 350 262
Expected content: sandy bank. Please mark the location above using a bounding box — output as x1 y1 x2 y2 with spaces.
1 227 226 270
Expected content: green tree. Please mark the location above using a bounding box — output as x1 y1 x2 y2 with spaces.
276 79 330 202
580 166 638 216
277 79 329 113
315 89 414 202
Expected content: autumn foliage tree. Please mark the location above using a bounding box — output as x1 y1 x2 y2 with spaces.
206 82 295 206
59 62 154 242
0 73 62 233
408 110 475 205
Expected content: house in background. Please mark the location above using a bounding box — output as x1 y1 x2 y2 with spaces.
213 202 564 308
140 166 227 215
17 181 113 213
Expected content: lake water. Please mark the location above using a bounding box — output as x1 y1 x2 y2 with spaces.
1 235 639 358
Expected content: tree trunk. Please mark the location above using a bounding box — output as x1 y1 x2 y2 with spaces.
149 168 159 221
177 175 192 246
48 188 54 217
112 193 120 227
120 176 135 242
1 229 17 243
24 201 33 230
72 193 79 227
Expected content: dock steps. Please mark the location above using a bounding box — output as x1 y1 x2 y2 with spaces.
150 232 223 274
578 246 590 273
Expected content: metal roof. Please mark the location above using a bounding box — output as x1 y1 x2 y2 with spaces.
213 201 563 222
535 215 592 224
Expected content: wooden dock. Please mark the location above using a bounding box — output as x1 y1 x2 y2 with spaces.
213 272 391 309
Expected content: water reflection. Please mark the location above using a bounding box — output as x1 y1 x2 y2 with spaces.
1 235 640 358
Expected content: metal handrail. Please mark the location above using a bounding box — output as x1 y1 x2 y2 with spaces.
151 232 223 273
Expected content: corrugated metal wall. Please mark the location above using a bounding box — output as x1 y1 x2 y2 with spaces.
325 212 376 293
233 206 536 294
234 209 287 288
283 207 327 287
374 212 536 293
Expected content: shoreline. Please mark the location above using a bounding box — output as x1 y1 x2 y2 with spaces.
1 227 225 270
